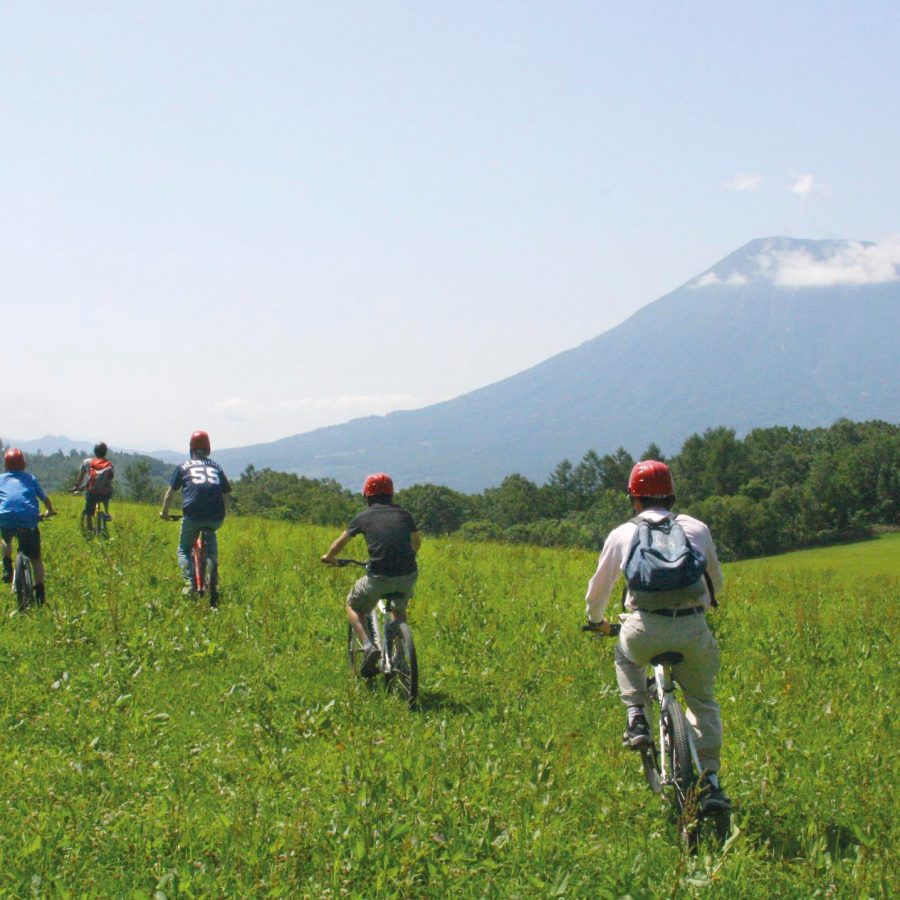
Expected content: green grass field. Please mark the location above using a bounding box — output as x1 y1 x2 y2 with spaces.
1 497 897 897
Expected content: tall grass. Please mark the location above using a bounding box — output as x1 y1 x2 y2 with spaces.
1 496 896 896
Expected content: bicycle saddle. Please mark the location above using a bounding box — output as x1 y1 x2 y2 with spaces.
649 651 684 665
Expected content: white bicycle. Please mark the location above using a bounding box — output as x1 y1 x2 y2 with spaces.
331 559 419 709
585 622 731 849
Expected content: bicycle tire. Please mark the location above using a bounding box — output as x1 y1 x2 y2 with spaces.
204 557 219 607
14 552 33 612
192 541 206 595
662 703 699 849
641 675 662 794
641 744 662 794
347 613 378 678
385 622 418 708
97 510 109 538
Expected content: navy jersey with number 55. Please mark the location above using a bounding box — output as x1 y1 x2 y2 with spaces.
169 458 232 520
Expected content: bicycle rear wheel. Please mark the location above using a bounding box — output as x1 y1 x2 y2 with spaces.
385 622 418 708
662 702 699 849
191 541 206 595
347 613 378 678
203 557 219 607
14 552 34 612
97 510 110 538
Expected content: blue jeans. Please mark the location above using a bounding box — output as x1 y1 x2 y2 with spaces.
178 517 223 581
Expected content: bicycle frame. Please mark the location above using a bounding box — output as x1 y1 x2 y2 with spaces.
7 514 51 611
583 620 728 848
330 558 418 706
190 532 208 593
650 659 704 788
365 595 405 679
166 516 218 606
74 490 111 536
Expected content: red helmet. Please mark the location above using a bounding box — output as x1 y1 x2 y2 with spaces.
628 460 674 498
362 473 394 497
4 447 26 472
189 430 211 454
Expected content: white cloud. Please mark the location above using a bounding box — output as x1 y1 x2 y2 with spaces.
214 397 254 421
691 237 900 290
790 174 816 195
755 237 900 287
725 173 763 192
690 271 750 288
278 394 421 416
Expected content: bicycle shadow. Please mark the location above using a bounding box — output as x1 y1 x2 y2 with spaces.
413 689 488 715
747 809 862 860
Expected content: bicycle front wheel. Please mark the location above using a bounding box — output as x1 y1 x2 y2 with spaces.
14 553 34 612
385 622 418 708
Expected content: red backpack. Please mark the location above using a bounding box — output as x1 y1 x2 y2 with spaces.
87 458 114 495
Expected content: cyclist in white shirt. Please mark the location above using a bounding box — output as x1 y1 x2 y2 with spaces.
584 460 730 813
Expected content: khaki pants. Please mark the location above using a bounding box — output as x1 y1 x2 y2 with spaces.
614 610 722 772
346 571 417 615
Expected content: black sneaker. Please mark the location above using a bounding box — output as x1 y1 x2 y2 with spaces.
699 777 731 815
623 714 652 749
360 645 381 678
1 560 11 584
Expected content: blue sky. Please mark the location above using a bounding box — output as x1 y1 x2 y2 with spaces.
3 2 898 451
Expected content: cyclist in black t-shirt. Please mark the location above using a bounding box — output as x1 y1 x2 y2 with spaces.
321 473 421 676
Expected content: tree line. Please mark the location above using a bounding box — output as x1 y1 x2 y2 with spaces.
1 445 172 503
228 419 899 561
7 419 898 561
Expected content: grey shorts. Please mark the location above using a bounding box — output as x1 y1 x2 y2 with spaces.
347 571 418 615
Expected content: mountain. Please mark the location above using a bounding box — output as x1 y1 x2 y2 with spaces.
6 435 96 455
213 237 900 491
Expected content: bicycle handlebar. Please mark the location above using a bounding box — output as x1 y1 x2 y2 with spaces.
328 558 367 568
582 622 621 637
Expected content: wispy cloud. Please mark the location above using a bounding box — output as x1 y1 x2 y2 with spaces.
278 394 421 416
214 397 254 421
790 174 816 195
725 173 763 192
692 271 750 288
756 238 900 287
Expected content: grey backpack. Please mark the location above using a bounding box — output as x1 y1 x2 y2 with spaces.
623 516 715 608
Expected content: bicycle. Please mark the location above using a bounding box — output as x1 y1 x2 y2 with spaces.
166 516 219 607
72 489 112 537
329 559 418 708
584 621 731 849
7 514 52 612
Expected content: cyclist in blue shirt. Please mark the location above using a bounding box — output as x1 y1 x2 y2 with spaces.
159 431 231 589
1 448 56 603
